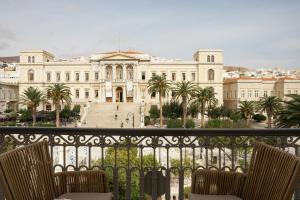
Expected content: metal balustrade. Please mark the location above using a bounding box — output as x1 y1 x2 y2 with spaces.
0 127 300 200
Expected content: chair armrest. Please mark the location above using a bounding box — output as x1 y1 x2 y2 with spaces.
191 169 246 197
54 170 110 196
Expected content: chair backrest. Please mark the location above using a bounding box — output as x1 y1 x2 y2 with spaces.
0 141 56 200
242 142 300 200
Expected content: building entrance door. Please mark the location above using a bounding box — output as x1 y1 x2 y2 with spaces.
116 87 123 102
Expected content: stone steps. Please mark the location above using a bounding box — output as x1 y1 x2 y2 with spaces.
81 103 141 128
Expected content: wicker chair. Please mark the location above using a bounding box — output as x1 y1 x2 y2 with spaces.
0 141 112 200
190 142 300 200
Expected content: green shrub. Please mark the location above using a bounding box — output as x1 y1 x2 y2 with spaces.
167 118 182 128
186 119 195 128
206 119 223 128
184 187 191 199
4 108 13 113
252 113 266 122
144 116 150 126
149 105 160 121
163 101 182 119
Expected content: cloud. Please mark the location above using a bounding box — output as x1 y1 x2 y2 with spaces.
0 25 16 50
271 39 300 50
0 25 16 40
0 41 10 50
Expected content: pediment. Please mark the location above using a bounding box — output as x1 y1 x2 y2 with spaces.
101 53 137 60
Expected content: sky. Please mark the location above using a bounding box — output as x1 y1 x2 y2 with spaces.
0 0 299 68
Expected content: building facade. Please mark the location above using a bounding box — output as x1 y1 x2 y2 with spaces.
18 49 224 111
0 81 18 113
223 77 300 109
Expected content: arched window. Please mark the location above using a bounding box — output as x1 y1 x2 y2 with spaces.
211 55 215 62
28 69 34 81
32 56 35 63
207 55 210 62
28 56 31 63
116 65 123 80
105 65 112 80
208 69 214 81
126 65 133 80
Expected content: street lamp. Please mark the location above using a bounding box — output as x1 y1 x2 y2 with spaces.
126 112 134 128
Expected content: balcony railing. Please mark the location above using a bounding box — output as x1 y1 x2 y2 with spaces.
0 127 300 200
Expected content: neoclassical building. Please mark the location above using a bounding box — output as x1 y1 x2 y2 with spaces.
18 49 223 111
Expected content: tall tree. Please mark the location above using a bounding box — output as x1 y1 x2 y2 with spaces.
239 101 255 127
19 87 46 126
257 96 282 128
194 87 217 127
172 81 197 127
275 94 300 128
46 84 71 127
147 75 171 128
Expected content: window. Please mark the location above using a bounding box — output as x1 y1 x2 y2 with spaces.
95 72 99 80
295 90 298 94
85 91 89 98
95 90 99 98
46 104 51 112
211 55 214 62
56 72 60 82
32 56 35 63
47 59 49 62
241 90 245 98
271 91 275 96
126 66 133 80
66 73 70 82
151 92 156 98
208 69 214 81
106 66 112 80
46 72 51 82
264 90 267 97
28 56 31 63
207 55 210 62
172 73 176 81
75 90 79 98
162 72 166 78
75 73 80 81
182 73 186 81
248 90 251 98
152 72 156 77
116 66 123 79
28 69 34 81
85 72 89 81
255 90 259 97
141 71 146 80
191 73 196 81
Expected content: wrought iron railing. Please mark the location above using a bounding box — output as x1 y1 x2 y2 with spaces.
0 127 300 200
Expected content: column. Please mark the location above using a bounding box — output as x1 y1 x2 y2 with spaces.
123 64 126 81
112 64 116 81
112 86 115 102
123 86 127 103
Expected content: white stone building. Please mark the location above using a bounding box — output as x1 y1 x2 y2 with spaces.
223 77 300 109
18 49 224 112
0 81 18 113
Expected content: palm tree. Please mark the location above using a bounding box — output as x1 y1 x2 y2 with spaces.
172 81 197 127
147 75 171 128
257 96 282 128
239 101 255 127
194 87 217 127
19 87 46 126
275 94 300 128
46 84 71 127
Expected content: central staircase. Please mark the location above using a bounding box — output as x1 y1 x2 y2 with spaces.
81 103 141 128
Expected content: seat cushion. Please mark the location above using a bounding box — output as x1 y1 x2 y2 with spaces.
58 192 112 200
189 193 242 200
